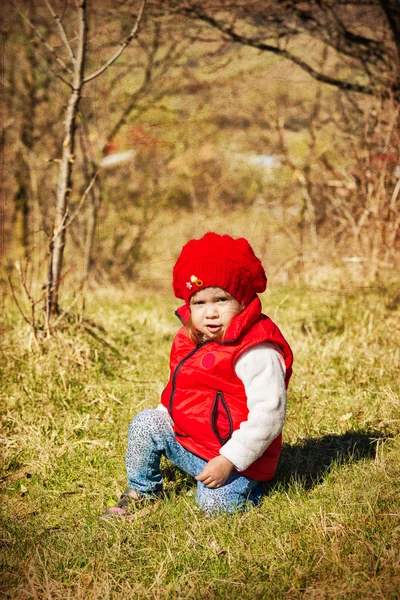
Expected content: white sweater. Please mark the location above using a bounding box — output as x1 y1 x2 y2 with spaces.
219 342 287 471
158 342 287 473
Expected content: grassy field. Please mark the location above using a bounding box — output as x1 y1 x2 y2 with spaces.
1 283 400 599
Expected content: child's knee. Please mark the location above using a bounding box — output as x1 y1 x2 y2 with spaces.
196 487 239 516
197 496 235 516
196 481 261 516
128 408 171 437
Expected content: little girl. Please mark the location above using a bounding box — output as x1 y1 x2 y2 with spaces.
105 232 293 516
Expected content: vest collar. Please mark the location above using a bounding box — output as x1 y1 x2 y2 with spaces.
175 295 262 343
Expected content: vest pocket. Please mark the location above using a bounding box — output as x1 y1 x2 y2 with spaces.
211 391 233 445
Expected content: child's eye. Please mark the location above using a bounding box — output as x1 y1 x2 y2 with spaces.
217 297 227 302
192 300 204 305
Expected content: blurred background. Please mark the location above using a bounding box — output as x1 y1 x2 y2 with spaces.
1 0 399 319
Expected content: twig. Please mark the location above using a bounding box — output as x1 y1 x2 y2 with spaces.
8 276 31 326
115 374 159 384
51 295 80 328
18 267 47 328
32 46 73 88
10 256 48 343
14 2 74 76
390 179 400 214
389 179 400 247
43 0 76 62
83 0 147 84
181 7 374 95
64 171 98 229
0 469 32 491
45 264 75 327
49 171 98 245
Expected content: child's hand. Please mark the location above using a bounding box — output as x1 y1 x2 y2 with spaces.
195 455 234 488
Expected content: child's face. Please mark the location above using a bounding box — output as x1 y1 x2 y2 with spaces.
189 287 242 338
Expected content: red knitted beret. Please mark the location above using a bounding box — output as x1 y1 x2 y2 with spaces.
173 232 267 306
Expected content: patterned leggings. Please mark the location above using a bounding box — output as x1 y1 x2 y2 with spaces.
125 409 262 515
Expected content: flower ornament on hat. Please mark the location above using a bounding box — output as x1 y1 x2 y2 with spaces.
173 232 267 307
186 275 204 290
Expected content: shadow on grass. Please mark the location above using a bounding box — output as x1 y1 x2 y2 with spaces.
268 430 390 492
162 430 390 496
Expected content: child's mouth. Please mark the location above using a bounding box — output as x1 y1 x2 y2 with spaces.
205 324 222 334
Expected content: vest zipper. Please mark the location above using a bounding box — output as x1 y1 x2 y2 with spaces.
168 339 211 423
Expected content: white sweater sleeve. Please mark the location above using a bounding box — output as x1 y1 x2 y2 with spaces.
219 342 287 472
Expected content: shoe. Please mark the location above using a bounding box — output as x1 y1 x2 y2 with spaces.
101 489 159 520
102 489 144 518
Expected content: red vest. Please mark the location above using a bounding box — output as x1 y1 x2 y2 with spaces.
161 296 293 481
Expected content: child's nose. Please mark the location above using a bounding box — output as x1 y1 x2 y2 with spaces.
205 303 218 317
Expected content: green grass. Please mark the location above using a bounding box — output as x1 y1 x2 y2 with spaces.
1 284 400 599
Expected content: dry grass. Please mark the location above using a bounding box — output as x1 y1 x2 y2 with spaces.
1 283 400 599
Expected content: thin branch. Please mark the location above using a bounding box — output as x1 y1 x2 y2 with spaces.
292 0 389 67
83 0 147 84
64 171 99 229
49 170 97 249
8 276 31 326
379 0 400 76
51 295 80 328
14 3 74 76
390 178 400 214
104 33 192 149
43 0 76 63
182 8 375 96
36 46 74 88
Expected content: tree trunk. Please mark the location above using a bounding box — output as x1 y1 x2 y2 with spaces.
47 0 87 318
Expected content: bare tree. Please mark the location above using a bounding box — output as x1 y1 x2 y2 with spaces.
166 0 399 98
46 0 88 319
272 88 400 280
15 0 147 320
75 17 193 285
